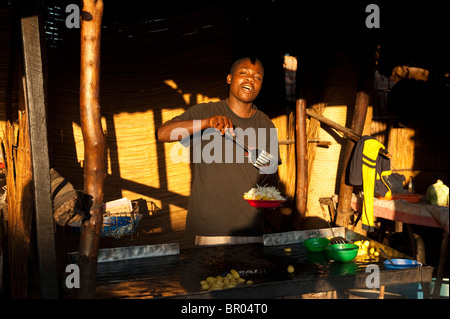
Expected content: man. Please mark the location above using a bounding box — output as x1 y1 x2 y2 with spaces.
157 57 279 245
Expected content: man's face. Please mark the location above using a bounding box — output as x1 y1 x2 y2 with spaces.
227 59 264 103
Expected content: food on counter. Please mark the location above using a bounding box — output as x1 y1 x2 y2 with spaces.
200 269 253 291
230 269 240 279
354 240 380 257
287 265 295 273
243 185 286 201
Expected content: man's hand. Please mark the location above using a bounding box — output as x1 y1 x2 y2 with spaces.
208 115 234 135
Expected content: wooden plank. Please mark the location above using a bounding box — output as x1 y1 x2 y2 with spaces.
20 10 59 297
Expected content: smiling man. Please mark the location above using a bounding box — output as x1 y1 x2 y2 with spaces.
157 57 280 245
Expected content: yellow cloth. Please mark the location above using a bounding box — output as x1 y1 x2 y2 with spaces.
361 139 386 232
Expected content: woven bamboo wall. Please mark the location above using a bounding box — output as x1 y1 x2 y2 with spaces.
272 113 296 199
306 106 373 220
370 119 449 193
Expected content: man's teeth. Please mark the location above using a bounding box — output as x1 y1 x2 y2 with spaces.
243 85 252 91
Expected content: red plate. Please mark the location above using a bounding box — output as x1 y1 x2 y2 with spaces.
245 199 284 208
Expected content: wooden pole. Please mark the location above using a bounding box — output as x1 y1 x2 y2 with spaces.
295 99 308 220
20 2 59 298
78 0 105 299
335 92 369 228
432 231 448 299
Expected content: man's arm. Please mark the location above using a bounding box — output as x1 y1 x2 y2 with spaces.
156 116 234 142
156 118 207 142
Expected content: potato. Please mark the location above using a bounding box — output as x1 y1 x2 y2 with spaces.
206 276 216 284
357 248 367 256
230 269 240 279
201 282 210 290
201 268 254 291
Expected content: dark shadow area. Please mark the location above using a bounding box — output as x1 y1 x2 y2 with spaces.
1 0 449 299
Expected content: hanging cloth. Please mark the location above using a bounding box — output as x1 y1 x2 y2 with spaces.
50 168 92 226
349 136 392 232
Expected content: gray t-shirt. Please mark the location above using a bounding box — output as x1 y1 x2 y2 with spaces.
173 100 279 236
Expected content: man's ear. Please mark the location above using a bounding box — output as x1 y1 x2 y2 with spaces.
226 74 232 84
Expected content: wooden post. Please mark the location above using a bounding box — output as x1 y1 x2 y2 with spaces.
78 0 105 299
335 92 369 228
295 99 308 220
20 4 59 298
432 232 448 299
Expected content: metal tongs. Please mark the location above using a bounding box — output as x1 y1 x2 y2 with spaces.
225 131 277 170
379 247 398 267
319 204 348 244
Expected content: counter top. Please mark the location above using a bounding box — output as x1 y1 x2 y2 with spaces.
93 229 433 299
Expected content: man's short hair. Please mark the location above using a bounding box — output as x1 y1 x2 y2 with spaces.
230 57 264 74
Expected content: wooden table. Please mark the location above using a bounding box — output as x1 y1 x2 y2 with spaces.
92 229 433 299
351 194 448 299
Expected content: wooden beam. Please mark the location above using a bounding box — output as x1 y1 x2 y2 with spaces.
295 99 308 220
306 107 391 158
20 8 59 298
77 0 105 299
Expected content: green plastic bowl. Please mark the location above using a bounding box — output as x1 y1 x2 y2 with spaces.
303 237 330 252
326 243 359 262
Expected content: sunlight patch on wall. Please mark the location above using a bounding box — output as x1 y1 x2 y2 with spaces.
169 204 187 231
71 121 84 165
112 110 160 192
72 116 109 170
164 79 220 105
162 107 192 198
